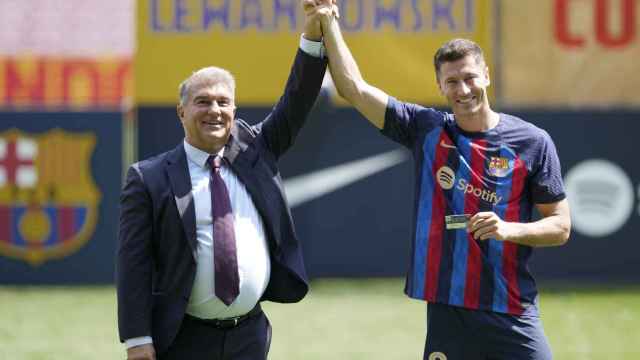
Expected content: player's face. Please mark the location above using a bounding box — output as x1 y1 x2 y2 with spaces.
438 55 491 118
177 81 236 154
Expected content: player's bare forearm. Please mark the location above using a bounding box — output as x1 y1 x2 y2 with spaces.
468 199 571 247
519 199 571 246
318 5 388 129
501 214 570 247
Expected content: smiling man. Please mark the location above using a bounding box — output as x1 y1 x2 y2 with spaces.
307 1 571 359
116 6 328 359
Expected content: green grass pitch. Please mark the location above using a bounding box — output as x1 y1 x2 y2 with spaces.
1 279 638 359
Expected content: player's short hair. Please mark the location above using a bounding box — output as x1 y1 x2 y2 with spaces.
434 39 486 81
179 67 236 105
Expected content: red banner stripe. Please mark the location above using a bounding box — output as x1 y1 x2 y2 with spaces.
58 207 76 242
0 206 11 243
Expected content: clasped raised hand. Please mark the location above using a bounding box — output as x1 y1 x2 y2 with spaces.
302 0 340 40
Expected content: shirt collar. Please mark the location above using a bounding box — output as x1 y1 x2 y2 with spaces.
183 139 225 169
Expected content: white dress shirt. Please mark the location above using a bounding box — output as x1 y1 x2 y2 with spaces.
125 36 324 349
183 140 270 319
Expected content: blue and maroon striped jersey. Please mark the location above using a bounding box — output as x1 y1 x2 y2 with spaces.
382 97 566 316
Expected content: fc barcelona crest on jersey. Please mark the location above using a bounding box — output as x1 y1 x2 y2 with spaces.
0 129 101 266
488 156 513 178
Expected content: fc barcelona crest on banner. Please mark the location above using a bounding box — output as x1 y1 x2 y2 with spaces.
0 129 101 266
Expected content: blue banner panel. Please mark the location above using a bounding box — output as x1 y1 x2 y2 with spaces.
0 112 122 284
137 103 640 283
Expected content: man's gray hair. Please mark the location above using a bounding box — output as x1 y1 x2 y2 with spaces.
178 66 236 105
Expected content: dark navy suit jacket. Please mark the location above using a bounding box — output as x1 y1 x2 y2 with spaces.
117 50 327 354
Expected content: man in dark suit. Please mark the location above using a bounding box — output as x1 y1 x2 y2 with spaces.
116 7 328 359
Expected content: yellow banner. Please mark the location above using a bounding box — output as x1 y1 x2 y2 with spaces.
136 0 495 106
0 57 133 110
501 0 640 107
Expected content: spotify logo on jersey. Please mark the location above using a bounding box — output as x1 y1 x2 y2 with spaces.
564 159 634 237
436 166 501 205
437 166 456 190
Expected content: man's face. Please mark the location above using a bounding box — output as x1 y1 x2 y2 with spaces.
177 81 236 154
438 55 490 117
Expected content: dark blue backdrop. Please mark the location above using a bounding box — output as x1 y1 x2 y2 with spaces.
137 100 640 283
2 104 636 284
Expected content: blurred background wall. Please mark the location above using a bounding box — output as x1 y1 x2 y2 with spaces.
1 0 638 284
0 0 133 283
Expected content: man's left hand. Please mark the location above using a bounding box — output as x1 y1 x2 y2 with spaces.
302 0 339 41
468 212 519 241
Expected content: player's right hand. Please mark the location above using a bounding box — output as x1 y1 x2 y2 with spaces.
303 0 340 19
127 344 156 360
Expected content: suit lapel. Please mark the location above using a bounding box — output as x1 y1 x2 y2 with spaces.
225 128 264 207
225 126 283 248
224 123 247 165
166 145 198 259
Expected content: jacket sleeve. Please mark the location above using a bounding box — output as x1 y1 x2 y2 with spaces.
258 49 328 159
116 164 154 342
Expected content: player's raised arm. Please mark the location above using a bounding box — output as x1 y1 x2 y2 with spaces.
310 1 389 129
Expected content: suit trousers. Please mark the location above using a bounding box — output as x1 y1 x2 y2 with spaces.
159 310 272 360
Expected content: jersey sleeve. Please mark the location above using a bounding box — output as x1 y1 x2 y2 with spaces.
530 130 566 204
381 96 445 149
